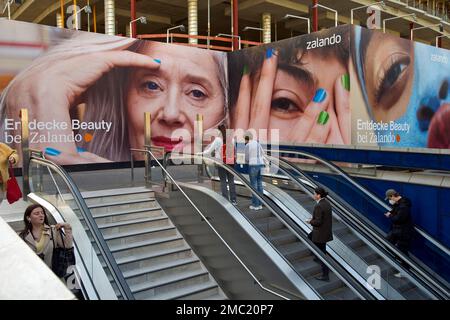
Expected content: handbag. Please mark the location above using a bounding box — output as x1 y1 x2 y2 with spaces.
51 227 76 278
6 163 22 204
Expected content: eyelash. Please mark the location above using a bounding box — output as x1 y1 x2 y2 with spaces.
189 89 207 99
144 81 161 91
374 55 410 104
143 81 208 100
271 97 301 113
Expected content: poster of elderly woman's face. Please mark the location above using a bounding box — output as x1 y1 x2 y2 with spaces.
1 20 449 167
0 19 227 165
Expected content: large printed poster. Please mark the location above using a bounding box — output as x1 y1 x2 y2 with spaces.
228 25 351 146
0 20 227 164
351 25 450 149
1 20 449 166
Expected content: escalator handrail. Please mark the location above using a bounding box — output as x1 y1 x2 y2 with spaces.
165 152 376 300
28 156 135 300
132 148 293 300
269 153 450 298
272 149 450 258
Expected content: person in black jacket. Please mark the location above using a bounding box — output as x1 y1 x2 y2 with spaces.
307 187 333 281
384 189 414 277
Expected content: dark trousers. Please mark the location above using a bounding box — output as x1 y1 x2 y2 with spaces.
217 166 236 202
387 231 411 270
308 232 329 277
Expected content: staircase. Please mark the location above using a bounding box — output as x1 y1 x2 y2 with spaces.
71 187 226 300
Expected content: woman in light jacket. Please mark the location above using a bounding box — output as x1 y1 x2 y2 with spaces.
19 204 73 273
0 142 19 202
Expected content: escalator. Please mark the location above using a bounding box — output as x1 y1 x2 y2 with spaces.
163 153 378 300
166 150 448 300
257 149 450 300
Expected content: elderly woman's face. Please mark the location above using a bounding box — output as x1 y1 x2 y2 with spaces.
127 42 225 152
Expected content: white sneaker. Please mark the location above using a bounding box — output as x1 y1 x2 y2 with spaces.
231 201 237 205
249 205 258 210
394 272 403 278
256 206 263 210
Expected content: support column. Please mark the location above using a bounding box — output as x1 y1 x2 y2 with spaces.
312 0 318 32
60 0 65 28
104 0 115 35
131 0 136 38
188 0 198 45
56 13 63 28
262 12 271 44
409 21 414 40
232 0 239 51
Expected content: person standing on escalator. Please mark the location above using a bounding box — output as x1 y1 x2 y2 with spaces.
203 124 237 205
307 187 333 282
384 189 414 277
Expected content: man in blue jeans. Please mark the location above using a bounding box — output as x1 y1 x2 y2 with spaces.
244 134 265 210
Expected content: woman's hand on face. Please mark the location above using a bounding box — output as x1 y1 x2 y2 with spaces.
6 48 161 158
233 48 278 140
290 88 331 144
326 73 351 145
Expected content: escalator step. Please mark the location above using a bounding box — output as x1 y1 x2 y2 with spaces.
267 229 298 246
278 241 309 261
306 273 344 297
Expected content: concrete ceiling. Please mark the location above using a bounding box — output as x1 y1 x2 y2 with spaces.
1 0 450 47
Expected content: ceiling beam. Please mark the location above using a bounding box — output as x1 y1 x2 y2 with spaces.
350 0 450 36
225 0 265 16
12 0 35 20
33 0 72 24
265 0 309 13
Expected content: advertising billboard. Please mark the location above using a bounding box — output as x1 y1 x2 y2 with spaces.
1 20 449 166
0 20 227 165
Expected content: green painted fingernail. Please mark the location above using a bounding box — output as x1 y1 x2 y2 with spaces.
243 65 249 75
317 111 329 125
341 74 350 91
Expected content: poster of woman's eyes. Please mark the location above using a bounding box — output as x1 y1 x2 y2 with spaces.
0 20 449 166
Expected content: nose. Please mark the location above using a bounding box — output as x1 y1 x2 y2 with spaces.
157 89 185 128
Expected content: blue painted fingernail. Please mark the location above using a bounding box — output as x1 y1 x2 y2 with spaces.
265 48 273 59
153 59 161 64
77 147 86 153
313 88 327 103
44 147 61 156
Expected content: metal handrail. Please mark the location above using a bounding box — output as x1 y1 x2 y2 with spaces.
271 150 450 298
130 148 294 300
273 149 450 257
28 156 135 300
164 152 375 300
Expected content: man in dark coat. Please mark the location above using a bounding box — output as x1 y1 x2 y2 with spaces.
385 189 414 277
307 187 333 281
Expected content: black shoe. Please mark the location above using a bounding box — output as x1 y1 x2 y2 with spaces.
315 275 329 282
313 257 320 262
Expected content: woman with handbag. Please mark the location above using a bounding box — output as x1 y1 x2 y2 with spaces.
0 142 19 203
19 204 74 277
